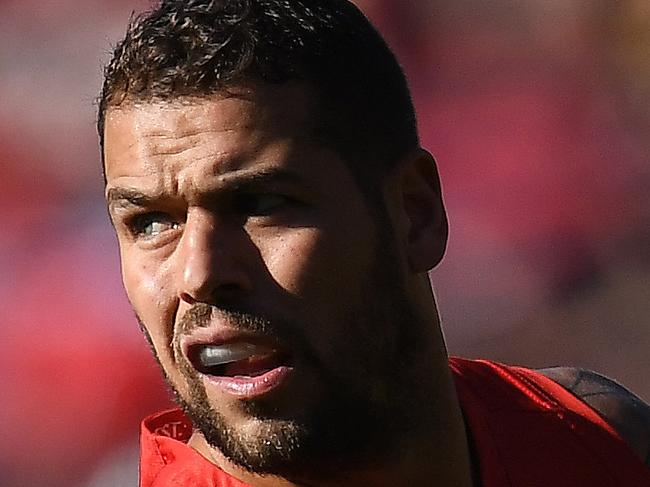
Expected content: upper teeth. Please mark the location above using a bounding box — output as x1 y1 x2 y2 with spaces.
198 343 264 367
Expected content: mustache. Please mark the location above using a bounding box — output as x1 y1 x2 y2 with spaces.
173 303 325 375
176 302 278 338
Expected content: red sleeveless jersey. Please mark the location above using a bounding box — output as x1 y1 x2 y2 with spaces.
139 358 650 486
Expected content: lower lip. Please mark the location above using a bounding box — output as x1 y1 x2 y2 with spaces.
202 366 294 399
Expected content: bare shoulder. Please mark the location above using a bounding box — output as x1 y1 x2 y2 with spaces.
538 366 650 467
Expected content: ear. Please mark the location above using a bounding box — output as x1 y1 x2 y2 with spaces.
396 149 448 272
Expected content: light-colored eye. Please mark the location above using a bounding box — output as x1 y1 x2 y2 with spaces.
143 220 178 237
127 212 180 239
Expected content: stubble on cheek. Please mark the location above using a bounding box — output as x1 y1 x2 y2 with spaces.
125 261 193 400
134 312 191 398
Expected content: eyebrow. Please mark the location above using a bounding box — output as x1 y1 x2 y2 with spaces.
224 167 306 191
106 187 158 210
106 167 309 210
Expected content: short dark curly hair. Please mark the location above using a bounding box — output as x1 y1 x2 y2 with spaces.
98 0 419 185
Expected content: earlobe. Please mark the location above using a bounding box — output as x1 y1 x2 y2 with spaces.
399 149 448 272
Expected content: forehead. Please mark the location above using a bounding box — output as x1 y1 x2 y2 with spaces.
103 82 323 183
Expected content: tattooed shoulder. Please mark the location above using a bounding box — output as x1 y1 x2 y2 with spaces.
538 366 650 468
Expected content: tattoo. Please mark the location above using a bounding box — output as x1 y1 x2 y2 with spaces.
539 367 650 468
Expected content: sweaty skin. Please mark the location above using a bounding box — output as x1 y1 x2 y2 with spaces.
104 82 472 487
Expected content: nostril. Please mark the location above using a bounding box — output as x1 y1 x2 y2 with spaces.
180 282 247 307
180 292 198 305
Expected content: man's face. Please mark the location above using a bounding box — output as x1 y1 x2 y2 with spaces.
104 83 427 476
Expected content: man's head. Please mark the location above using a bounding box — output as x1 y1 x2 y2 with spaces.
101 0 449 482
99 0 419 190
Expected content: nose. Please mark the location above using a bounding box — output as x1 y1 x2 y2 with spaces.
177 210 253 305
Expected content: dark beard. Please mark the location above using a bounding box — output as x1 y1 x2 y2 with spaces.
173 343 400 479
138 240 434 480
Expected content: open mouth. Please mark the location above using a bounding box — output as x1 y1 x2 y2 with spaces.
188 342 292 379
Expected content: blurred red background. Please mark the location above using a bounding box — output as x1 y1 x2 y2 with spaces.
1 1 648 485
